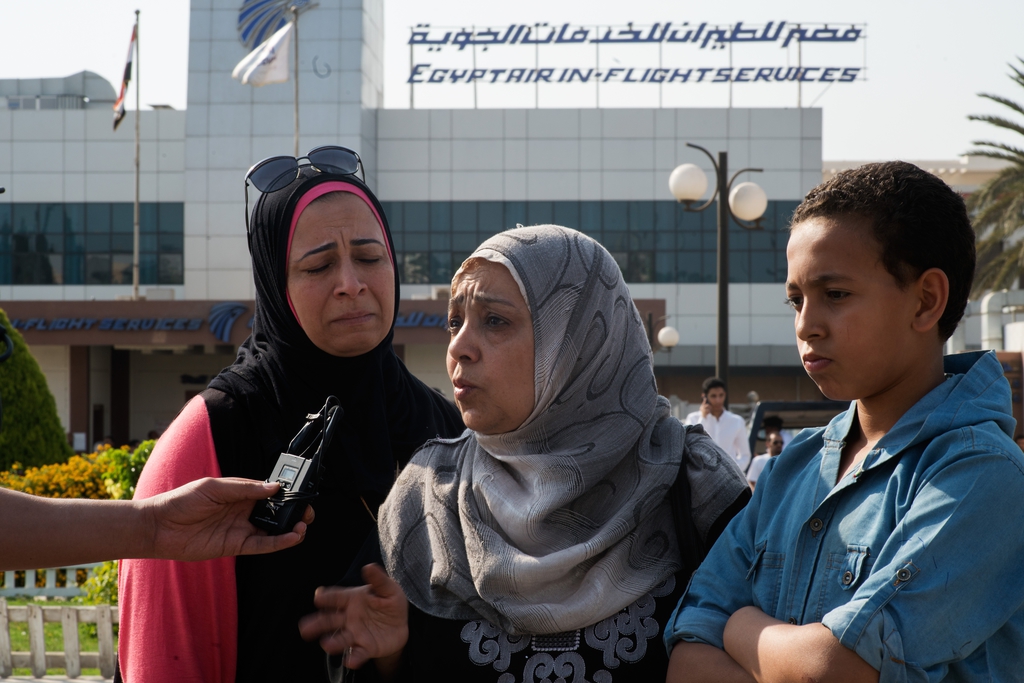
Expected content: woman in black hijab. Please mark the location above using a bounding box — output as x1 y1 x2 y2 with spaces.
118 159 464 683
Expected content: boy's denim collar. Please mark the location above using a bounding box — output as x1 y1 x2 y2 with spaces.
821 351 1002 476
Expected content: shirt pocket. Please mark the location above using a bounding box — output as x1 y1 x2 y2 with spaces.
746 540 786 618
817 544 872 619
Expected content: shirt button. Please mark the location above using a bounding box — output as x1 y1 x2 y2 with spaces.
842 571 854 585
788 617 797 624
896 568 912 582
809 518 824 532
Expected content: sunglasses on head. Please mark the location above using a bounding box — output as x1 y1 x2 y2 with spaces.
243 145 364 233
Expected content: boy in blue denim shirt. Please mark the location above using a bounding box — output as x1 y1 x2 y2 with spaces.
664 161 1024 683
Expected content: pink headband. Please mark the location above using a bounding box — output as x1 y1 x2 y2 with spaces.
284 181 394 324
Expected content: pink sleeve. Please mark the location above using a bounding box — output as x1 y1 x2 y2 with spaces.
117 395 237 683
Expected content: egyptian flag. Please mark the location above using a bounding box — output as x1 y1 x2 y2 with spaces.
113 24 137 131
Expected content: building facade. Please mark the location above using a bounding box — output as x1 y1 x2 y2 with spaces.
1 0 829 449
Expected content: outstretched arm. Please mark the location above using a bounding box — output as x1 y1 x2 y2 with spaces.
298 564 409 674
0 478 312 570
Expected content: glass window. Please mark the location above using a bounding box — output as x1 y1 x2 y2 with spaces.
526 201 552 226
111 233 134 253
631 231 654 250
477 202 503 233
750 251 776 283
451 202 477 232
429 232 450 250
402 252 429 284
34 234 60 254
504 201 526 230
111 254 133 284
680 232 702 252
158 254 183 285
158 232 184 253
13 252 59 284
86 234 110 253
452 232 478 251
11 234 31 253
749 226 775 250
381 201 402 231
627 252 654 283
13 204 38 234
655 231 674 251
702 251 717 283
729 220 750 250
603 231 628 252
404 202 429 232
86 254 111 284
0 232 8 252
40 204 63 234
603 202 627 231
580 201 601 236
452 251 472 271
86 204 110 234
0 204 10 234
158 203 184 233
65 233 85 253
389 233 404 251
64 204 85 234
112 203 134 233
677 252 702 283
429 202 451 233
430 252 453 283
140 234 158 252
654 201 675 232
553 201 579 229
404 232 428 251
655 252 675 283
140 203 159 233
610 251 629 275
728 250 750 283
628 201 653 231
679 205 702 231
63 253 84 285
0 255 8 284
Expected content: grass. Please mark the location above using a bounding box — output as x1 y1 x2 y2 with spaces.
4 598 117 677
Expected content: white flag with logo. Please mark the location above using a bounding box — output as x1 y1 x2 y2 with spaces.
232 21 292 87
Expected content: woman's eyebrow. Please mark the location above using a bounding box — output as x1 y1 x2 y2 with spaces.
350 238 385 247
298 241 337 261
449 292 516 308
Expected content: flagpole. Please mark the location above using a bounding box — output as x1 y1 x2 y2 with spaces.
132 9 141 300
292 5 299 157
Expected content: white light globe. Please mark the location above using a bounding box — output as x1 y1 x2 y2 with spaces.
728 182 768 222
657 325 680 349
668 164 708 202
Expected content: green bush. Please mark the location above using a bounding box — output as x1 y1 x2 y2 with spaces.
0 309 72 471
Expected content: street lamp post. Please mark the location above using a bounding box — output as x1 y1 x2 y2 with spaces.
669 143 767 389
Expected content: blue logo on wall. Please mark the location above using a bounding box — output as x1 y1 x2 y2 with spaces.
209 302 248 343
237 0 309 50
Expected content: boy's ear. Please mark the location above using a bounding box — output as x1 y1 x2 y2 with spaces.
912 267 949 336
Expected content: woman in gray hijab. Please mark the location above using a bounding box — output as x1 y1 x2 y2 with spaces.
300 225 750 682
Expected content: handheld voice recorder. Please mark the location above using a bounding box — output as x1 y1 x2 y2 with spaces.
249 396 342 535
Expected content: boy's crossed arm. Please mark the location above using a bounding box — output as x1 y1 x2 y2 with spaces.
667 606 878 683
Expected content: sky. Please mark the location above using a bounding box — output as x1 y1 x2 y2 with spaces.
1 0 1022 161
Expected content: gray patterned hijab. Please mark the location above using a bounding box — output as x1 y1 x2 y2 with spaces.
378 225 746 635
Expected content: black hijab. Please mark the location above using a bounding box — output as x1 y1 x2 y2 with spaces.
203 169 463 682
208 169 462 495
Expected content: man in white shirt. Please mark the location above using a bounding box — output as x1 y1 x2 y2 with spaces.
684 377 752 472
747 430 784 490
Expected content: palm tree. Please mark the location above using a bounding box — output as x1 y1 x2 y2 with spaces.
967 57 1024 293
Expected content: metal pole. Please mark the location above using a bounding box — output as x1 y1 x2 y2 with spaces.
132 9 140 300
716 151 729 389
292 6 299 157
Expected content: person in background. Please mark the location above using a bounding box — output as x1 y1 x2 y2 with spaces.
686 377 752 472
746 431 784 490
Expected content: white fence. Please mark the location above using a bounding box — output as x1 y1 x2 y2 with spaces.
0 599 117 679
0 564 101 599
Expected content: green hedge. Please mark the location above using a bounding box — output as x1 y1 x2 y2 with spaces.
0 308 73 471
